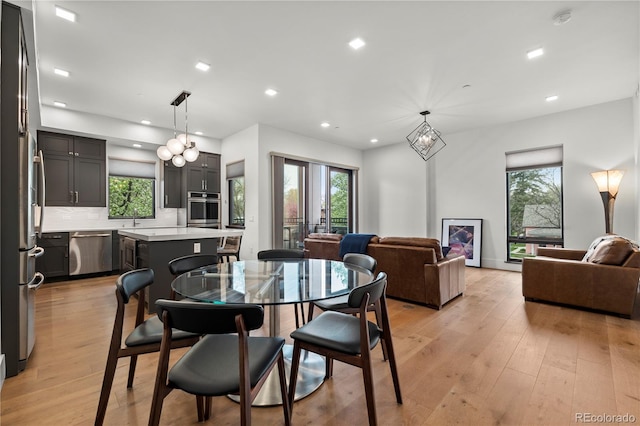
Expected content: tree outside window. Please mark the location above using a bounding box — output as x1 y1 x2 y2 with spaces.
507 166 563 261
109 176 155 218
229 177 245 226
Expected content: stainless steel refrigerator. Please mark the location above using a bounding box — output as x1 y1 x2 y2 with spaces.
1 2 44 377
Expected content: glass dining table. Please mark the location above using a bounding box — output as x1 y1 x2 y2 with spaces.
171 258 374 406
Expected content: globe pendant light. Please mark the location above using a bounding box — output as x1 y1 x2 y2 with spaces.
156 90 199 167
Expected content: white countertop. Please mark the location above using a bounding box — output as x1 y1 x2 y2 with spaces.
118 227 243 242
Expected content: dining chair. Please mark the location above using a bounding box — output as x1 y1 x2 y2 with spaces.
218 235 242 262
288 272 402 426
168 253 218 299
95 269 200 426
257 248 306 328
149 299 291 426
306 253 387 360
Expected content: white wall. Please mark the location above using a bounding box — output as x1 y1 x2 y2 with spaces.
220 124 259 260
254 124 364 255
362 143 428 236
363 98 636 271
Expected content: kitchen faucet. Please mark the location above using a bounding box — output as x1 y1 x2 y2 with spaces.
133 208 138 227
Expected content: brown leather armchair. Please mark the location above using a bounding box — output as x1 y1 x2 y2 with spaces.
522 235 640 318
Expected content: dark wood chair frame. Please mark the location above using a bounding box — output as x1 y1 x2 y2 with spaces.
95 269 200 426
288 272 402 426
307 253 388 360
148 300 291 426
218 235 242 263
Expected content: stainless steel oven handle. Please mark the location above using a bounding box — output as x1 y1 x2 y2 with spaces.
72 233 111 238
28 272 45 290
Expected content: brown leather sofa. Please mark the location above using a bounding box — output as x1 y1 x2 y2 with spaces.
303 233 466 309
522 235 640 317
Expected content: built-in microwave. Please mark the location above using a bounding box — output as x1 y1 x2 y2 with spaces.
187 192 221 226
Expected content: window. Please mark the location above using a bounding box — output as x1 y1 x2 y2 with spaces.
506 146 563 261
227 160 245 227
108 159 156 218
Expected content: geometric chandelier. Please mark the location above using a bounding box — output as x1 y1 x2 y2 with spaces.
405 110 446 162
156 90 199 167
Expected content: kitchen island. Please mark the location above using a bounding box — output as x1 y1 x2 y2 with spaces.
118 227 242 313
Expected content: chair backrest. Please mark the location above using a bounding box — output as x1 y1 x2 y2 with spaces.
347 272 387 309
168 254 218 276
224 235 242 251
155 299 264 334
343 253 377 273
257 248 304 260
117 268 154 303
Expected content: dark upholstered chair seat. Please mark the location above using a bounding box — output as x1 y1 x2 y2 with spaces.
290 311 380 355
168 334 285 396
312 294 350 311
124 316 198 347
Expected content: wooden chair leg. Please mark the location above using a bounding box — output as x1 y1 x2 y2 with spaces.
196 396 205 422
373 305 388 361
204 396 212 420
325 356 334 378
384 336 403 404
95 352 120 425
277 354 292 426
361 356 378 426
307 303 315 322
288 341 303 410
127 354 138 388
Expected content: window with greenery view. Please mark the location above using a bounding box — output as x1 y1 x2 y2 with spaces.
506 146 563 261
109 176 155 218
229 177 245 226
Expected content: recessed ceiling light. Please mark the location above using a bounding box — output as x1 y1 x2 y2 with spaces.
370 139 378 143
349 38 366 50
265 88 278 97
141 120 151 125
527 48 544 59
195 61 210 71
133 143 142 148
546 95 559 102
194 131 203 136
55 6 76 22
53 101 66 108
321 122 331 128
54 68 69 77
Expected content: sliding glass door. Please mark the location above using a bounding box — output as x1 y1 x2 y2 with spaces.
272 155 356 249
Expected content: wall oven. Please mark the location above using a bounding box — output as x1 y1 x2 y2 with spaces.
187 192 221 227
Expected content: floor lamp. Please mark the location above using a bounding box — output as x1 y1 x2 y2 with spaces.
590 170 624 234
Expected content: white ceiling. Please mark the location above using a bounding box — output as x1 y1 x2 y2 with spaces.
31 1 639 151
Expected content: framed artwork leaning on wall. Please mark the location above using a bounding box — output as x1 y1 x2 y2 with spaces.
441 218 482 267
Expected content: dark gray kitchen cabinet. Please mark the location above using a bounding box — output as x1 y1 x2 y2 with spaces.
36 233 69 278
38 131 106 207
185 152 220 193
163 160 183 208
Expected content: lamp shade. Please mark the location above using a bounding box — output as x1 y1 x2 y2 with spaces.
166 138 185 155
183 145 199 162
591 170 624 197
156 145 172 161
172 154 186 167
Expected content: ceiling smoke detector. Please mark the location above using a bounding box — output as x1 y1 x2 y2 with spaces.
553 9 572 26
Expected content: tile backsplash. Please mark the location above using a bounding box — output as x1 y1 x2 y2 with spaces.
42 206 182 231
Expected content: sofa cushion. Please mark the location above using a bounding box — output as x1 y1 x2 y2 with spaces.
378 237 443 260
307 233 343 242
583 236 636 265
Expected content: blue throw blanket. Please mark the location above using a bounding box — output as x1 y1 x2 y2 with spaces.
339 233 376 258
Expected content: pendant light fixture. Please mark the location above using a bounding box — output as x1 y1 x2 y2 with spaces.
406 110 446 162
156 90 199 167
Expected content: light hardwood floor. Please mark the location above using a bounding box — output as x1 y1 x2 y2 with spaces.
1 268 639 425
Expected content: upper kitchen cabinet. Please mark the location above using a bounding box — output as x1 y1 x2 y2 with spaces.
162 160 183 208
38 131 106 207
185 152 220 193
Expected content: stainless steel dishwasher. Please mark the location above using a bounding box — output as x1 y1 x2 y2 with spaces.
69 231 113 275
